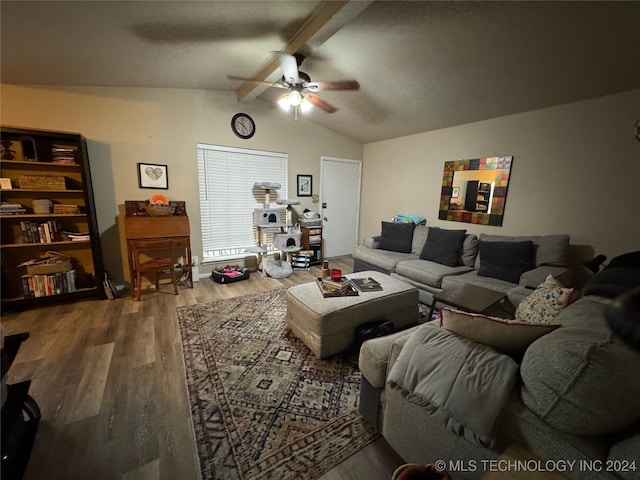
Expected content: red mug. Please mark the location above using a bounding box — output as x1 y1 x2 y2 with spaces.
331 268 342 280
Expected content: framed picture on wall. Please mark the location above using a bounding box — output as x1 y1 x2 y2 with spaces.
297 174 312 197
138 163 168 189
452 187 460 198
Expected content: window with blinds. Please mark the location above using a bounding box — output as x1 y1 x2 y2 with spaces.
197 144 288 261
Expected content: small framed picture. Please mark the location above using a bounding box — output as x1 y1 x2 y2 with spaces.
451 187 460 198
0 178 12 189
297 174 312 197
138 163 168 189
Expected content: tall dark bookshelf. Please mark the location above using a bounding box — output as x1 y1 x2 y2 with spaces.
1 126 105 309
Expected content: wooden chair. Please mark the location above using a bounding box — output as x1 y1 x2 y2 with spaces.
130 239 179 301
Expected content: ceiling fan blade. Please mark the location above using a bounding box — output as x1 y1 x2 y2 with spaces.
227 75 288 89
305 80 360 91
276 53 300 84
306 93 337 113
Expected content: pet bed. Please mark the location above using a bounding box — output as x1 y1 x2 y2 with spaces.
211 265 250 284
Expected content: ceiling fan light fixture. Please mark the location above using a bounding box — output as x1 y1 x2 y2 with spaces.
278 94 291 111
300 96 313 113
287 90 301 107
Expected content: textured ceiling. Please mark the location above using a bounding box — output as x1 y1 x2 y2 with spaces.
2 1 640 143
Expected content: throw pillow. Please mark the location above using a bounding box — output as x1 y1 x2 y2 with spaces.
477 240 534 284
440 307 559 356
378 221 416 253
607 250 640 269
515 274 576 324
459 234 478 267
582 267 640 299
420 227 467 267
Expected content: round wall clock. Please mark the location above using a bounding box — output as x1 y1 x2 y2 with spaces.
231 113 255 139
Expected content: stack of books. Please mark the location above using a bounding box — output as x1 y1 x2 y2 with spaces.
51 145 77 165
63 231 91 241
1 202 26 214
321 275 353 294
316 276 358 297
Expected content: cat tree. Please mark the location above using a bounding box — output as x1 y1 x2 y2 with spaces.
249 182 301 278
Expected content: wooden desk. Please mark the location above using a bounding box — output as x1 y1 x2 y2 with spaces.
124 216 193 292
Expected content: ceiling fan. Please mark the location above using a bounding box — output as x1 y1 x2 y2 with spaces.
228 52 359 117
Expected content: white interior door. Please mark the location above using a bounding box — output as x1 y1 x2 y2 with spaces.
320 157 361 258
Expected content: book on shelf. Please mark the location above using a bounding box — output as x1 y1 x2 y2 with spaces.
21 270 77 298
51 144 77 165
351 277 383 292
62 231 91 241
19 220 63 243
315 278 358 298
1 202 26 214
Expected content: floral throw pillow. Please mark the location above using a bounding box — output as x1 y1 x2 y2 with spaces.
515 274 576 324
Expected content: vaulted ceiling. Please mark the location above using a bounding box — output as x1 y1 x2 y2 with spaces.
2 1 639 143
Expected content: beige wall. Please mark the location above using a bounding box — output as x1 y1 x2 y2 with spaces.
1 84 362 282
361 89 640 260
3 84 638 281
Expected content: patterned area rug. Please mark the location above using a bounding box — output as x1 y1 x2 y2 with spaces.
177 288 379 480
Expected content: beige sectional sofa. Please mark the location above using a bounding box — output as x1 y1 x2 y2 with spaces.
357 259 640 480
353 223 575 309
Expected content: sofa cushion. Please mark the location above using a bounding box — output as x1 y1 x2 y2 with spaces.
521 297 640 436
411 224 429 255
476 234 569 268
363 236 382 249
475 235 536 269
608 434 640 480
607 250 640 269
459 234 478 267
515 274 576 324
441 270 515 293
358 326 421 389
535 235 570 266
379 221 415 253
583 267 640 299
420 227 467 267
477 240 534 284
395 259 473 289
353 245 417 273
519 265 569 289
440 307 559 357
583 252 640 299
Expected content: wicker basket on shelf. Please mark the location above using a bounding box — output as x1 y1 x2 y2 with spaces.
18 175 66 190
146 204 173 216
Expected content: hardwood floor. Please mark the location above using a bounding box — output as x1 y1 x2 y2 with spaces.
2 256 405 480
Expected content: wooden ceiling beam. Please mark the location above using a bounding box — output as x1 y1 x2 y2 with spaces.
234 1 349 102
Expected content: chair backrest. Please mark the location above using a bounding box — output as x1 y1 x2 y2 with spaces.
132 239 174 272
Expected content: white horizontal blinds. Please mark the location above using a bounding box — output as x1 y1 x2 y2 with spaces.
197 144 287 260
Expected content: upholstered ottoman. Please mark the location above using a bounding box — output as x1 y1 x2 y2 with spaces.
286 271 419 359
